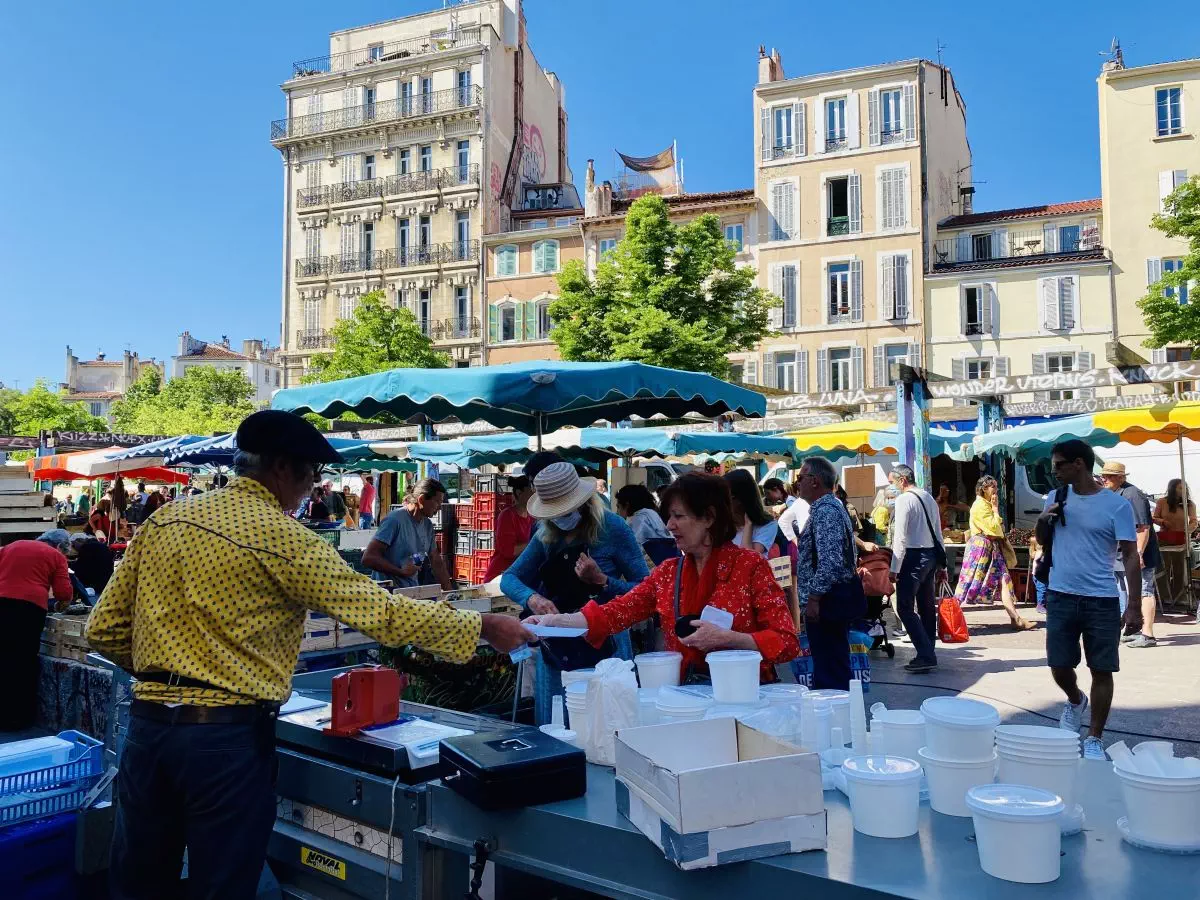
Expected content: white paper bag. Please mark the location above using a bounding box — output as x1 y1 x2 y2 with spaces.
584 658 639 766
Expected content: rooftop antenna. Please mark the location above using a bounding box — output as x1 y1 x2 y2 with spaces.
1101 37 1125 70
935 40 949 103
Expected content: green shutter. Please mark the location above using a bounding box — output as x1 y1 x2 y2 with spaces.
488 304 499 343
524 301 538 341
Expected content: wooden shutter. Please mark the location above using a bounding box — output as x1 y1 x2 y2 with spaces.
1059 277 1076 329
781 182 795 238
991 229 1008 259
1042 222 1058 254
1040 277 1061 330
816 349 828 392
744 358 758 385
797 350 809 393
903 83 916 142
956 233 971 263
768 266 784 329
762 352 776 388
1032 351 1048 401
846 92 861 149
894 255 909 319
782 264 797 327
995 356 1010 377
895 168 908 228
908 341 922 370
523 301 538 340
1147 257 1163 287
851 346 865 389
547 241 559 272
794 101 806 156
982 283 994 335
760 107 771 162
849 258 863 322
873 345 886 387
848 174 862 234
1160 170 1177 211
1076 350 1094 398
880 255 895 319
868 89 881 146
952 357 966 405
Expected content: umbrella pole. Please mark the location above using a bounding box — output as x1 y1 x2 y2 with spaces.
536 417 543 451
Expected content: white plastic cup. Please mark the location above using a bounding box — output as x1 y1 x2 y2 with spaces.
813 703 832 752
637 688 661 727
996 751 1081 808
967 784 1064 884
808 689 852 736
919 747 997 817
841 756 923 838
706 650 762 704
1114 766 1200 847
564 682 590 747
634 652 683 690
920 696 999 762
551 695 565 730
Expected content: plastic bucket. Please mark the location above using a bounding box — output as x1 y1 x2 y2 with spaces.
760 684 809 707
808 689 851 736
873 709 926 764
920 697 999 762
656 686 713 722
919 747 997 817
994 740 1080 759
637 688 661 727
561 668 597 689
967 784 1064 883
996 750 1080 807
1115 766 1200 847
841 756 923 838
994 724 1079 746
634 652 682 690
706 650 762 704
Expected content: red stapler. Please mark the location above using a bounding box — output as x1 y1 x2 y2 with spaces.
322 666 403 737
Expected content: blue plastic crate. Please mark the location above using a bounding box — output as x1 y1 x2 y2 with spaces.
0 731 103 829
0 811 75 875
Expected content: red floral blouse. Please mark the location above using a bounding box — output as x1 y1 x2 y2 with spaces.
580 542 799 682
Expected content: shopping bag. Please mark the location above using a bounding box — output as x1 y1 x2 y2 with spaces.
938 579 970 644
789 633 814 688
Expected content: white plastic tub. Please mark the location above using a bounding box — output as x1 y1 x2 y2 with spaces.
966 784 1064 883
656 686 713 723
706 650 762 704
808 689 851 736
0 736 74 778
760 684 809 706
637 688 661 727
634 652 682 690
872 709 926 764
920 696 999 762
919 747 996 817
841 756 923 838
1115 765 1200 848
994 724 1079 746
996 750 1080 807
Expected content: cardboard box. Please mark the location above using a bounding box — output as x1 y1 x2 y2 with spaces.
842 465 876 499
614 719 824 834
615 777 826 870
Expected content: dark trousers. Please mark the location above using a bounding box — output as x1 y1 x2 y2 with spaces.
807 616 852 690
0 598 48 731
110 711 277 900
895 547 939 664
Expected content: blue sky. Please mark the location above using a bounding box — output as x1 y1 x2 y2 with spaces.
1 0 1196 390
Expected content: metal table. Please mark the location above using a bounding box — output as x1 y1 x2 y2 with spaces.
417 762 1195 900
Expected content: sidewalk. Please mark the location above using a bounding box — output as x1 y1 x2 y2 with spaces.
865 604 1200 758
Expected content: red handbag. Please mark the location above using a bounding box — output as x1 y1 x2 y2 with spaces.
937 579 970 644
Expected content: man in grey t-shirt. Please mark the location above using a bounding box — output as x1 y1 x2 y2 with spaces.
363 478 454 590
1100 462 1160 648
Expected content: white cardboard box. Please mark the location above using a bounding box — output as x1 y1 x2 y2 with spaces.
614 719 825 835
616 776 826 870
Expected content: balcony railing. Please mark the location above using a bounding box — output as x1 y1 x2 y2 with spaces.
296 329 334 350
428 316 482 341
294 241 480 279
289 27 483 80
272 85 483 142
298 165 481 209
762 140 802 161
827 216 850 236
825 134 848 151
934 226 1102 268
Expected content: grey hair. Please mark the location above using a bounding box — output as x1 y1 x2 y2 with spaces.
233 450 268 476
538 494 605 546
891 464 916 485
803 456 838 490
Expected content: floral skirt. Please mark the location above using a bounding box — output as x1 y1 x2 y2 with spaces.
955 534 1012 605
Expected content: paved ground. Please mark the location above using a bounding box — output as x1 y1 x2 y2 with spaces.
865 601 1200 758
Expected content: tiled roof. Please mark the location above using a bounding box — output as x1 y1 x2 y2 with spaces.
66 391 121 400
931 248 1108 274
79 360 122 367
941 199 1102 228
612 188 755 214
185 344 253 361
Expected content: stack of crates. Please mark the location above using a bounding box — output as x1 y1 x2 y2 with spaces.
0 813 79 899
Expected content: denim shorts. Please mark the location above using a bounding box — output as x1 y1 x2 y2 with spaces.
1045 589 1121 672
1114 567 1157 615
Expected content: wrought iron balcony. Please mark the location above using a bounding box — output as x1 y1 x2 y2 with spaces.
296 329 334 350
933 225 1103 269
385 169 442 196
761 141 801 161
272 86 483 142
827 216 850 236
295 256 331 278
295 241 479 280
297 166 481 209
879 127 904 146
289 27 483 80
431 316 482 341
442 239 480 265
825 134 848 151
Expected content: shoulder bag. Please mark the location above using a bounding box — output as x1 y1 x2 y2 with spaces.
1034 485 1069 583
914 492 949 570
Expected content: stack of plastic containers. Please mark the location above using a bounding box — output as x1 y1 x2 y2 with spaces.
655 686 713 723
916 697 1000 817
840 756 924 837
994 724 1082 832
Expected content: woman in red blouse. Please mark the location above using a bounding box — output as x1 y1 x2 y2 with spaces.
483 476 534 582
529 473 799 683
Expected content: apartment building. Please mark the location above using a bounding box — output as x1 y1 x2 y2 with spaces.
272 0 569 384
171 333 282 404
1099 53 1199 369
925 200 1115 401
62 348 162 422
483 182 582 363
743 50 970 398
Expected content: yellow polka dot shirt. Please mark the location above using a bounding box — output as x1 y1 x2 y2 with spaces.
85 476 481 707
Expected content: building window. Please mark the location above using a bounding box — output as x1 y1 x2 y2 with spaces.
828 262 851 322
881 344 909 386
364 87 376 120
454 286 470 335
400 81 413 115
774 351 798 392
1164 258 1190 304
1156 87 1183 137
829 348 852 391
418 289 431 335
729 363 744 384
420 76 433 113
880 253 909 319
1045 352 1075 400
519 219 549 231
964 285 985 335
878 167 907 230
339 294 356 319
724 223 744 251
537 300 552 339
500 304 516 342
89 402 104 418
1039 275 1077 330
1058 224 1080 252
418 215 431 248
304 298 320 331
455 140 470 183
769 180 796 241
457 69 472 106
532 240 559 274
555 216 579 226
396 217 410 262
398 148 411 175
825 97 847 150
879 88 902 142
777 263 798 328
305 228 321 260
368 45 383 62
495 245 517 276
773 105 793 154
455 211 471 259
361 222 374 259
363 153 376 180
599 238 617 259
419 145 432 172
825 175 860 235
966 358 992 381
972 233 993 261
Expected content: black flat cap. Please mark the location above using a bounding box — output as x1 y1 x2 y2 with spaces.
236 410 343 464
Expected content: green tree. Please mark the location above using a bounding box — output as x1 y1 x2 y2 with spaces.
1138 175 1200 349
0 380 109 435
111 366 256 436
302 291 449 384
549 194 776 378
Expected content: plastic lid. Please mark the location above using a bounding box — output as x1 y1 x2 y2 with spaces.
635 651 682 664
564 682 588 697
965 784 1065 820
921 696 1000 728
873 708 924 726
637 688 661 702
760 684 809 704
706 650 763 664
918 746 997 766
704 701 769 720
807 689 850 706
656 686 714 712
841 755 923 783
994 724 1079 743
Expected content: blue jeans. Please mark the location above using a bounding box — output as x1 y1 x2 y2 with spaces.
110 711 277 900
895 547 939 665
359 512 375 528
536 630 633 725
1035 577 1048 608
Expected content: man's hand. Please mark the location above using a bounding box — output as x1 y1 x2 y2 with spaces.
574 554 607 586
479 613 536 653
861 541 878 553
527 595 559 615
399 562 419 578
806 594 823 621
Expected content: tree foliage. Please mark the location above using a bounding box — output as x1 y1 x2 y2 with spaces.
549 194 777 377
110 366 256 436
0 381 109 436
1138 175 1200 349
302 291 449 384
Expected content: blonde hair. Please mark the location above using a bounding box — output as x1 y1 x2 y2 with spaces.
539 494 605 546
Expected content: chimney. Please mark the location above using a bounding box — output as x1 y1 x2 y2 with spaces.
96 351 106 361
221 335 230 348
959 185 976 215
585 159 595 194
242 339 263 359
758 45 784 84
177 331 191 357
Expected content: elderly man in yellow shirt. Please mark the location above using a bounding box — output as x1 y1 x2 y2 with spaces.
87 410 532 900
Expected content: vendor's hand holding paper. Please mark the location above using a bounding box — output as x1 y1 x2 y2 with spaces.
679 619 737 653
524 612 587 631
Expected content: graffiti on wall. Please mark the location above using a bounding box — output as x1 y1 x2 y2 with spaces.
521 123 546 185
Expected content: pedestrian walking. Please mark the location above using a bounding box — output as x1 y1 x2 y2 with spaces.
1099 462 1161 648
888 464 945 674
955 475 1034 630
1037 440 1140 760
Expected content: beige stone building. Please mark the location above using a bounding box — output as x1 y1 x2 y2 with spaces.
744 51 970 396
62 348 162 423
171 333 282 405
272 0 569 383
1099 53 1199 369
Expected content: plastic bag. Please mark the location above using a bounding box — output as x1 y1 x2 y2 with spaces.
938 580 970 644
584 657 639 766
739 705 804 747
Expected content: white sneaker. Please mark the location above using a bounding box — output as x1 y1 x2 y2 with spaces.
1082 736 1106 761
1060 693 1088 733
